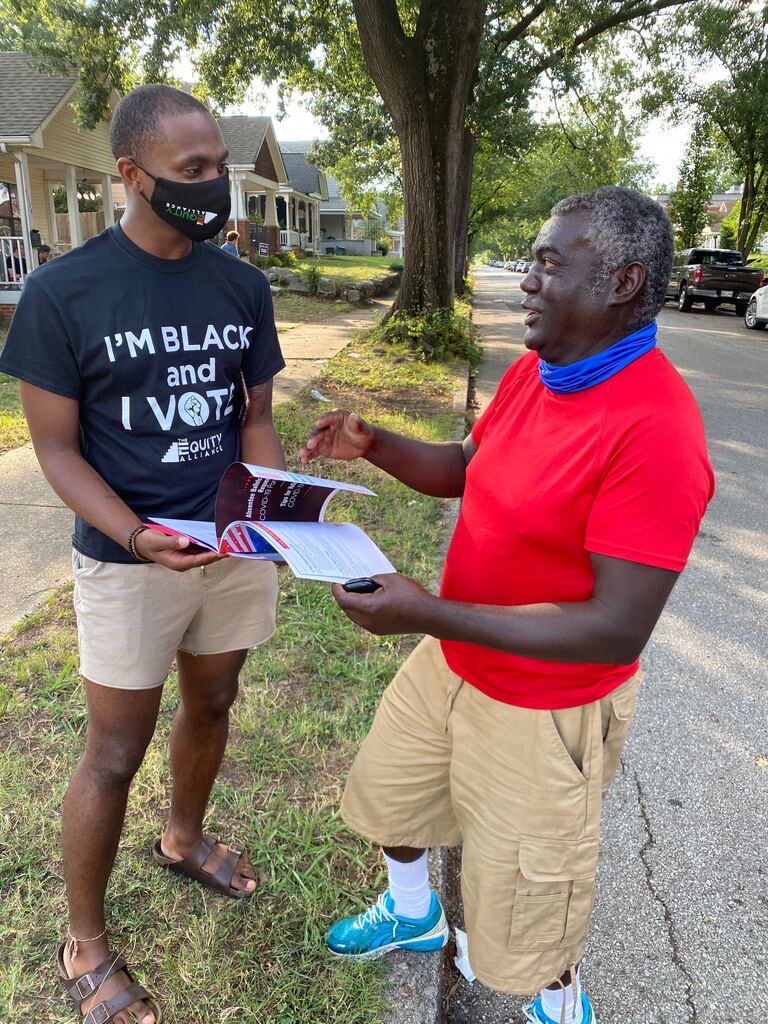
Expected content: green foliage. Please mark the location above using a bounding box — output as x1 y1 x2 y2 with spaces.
376 307 482 365
280 250 298 267
248 208 263 225
377 236 390 256
718 220 736 250
267 255 283 267
303 265 322 293
718 201 739 250
2 0 706 315
52 181 102 213
667 120 721 248
470 72 654 257
0 369 28 452
647 2 768 258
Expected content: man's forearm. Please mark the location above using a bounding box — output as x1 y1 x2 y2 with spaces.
365 427 466 497
239 422 285 469
419 596 642 665
35 446 140 553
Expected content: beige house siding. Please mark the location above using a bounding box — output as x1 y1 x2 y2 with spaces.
38 102 115 177
28 165 53 241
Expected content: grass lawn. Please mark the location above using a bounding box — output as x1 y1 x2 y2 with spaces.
0 339 464 1023
0 324 29 453
272 291 353 331
294 255 402 285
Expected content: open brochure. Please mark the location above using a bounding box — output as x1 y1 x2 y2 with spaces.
148 462 396 584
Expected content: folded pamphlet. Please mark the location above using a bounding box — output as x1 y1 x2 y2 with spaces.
148 462 396 584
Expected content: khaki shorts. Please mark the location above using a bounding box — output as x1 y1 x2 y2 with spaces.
341 636 641 994
72 550 278 689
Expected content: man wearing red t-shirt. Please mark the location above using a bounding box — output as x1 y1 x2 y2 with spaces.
300 187 714 1024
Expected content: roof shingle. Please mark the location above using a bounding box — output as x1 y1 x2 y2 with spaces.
218 115 271 166
280 151 322 196
0 52 78 136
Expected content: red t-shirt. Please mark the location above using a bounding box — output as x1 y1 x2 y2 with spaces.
440 349 715 709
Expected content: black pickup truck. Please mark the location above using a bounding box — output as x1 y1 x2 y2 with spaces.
664 248 764 316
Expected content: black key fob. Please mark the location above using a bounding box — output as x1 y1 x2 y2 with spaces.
342 577 382 594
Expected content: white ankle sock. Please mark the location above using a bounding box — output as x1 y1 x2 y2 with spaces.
540 969 583 1024
383 851 432 919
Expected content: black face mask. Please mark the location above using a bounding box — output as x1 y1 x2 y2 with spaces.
134 162 231 242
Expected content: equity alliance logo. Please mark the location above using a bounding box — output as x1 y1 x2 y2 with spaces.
162 431 224 463
164 203 218 226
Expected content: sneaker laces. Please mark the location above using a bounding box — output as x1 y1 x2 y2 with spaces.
359 892 397 929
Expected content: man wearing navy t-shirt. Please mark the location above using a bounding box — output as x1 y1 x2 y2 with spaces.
0 85 285 1024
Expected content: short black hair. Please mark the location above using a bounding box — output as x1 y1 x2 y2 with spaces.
110 85 212 161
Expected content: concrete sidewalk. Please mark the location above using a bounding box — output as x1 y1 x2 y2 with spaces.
0 300 385 637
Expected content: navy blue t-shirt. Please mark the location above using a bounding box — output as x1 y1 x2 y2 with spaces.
0 224 285 563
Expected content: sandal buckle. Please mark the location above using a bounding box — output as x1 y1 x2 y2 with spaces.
228 843 244 856
75 973 96 999
88 1003 110 1024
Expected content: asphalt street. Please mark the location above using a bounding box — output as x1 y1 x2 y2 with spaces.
444 267 768 1024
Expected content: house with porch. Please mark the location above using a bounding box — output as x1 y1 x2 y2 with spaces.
0 52 120 318
217 116 296 255
277 141 397 256
276 147 328 254
317 168 384 256
218 118 327 256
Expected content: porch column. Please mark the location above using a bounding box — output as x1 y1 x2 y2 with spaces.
65 165 83 248
263 189 279 228
13 152 35 269
231 170 245 220
101 175 114 227
48 184 60 246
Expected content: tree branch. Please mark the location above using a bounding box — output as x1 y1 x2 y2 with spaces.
494 0 548 49
499 0 695 89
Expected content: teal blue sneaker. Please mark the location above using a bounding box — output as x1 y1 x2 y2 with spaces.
523 992 598 1024
325 890 449 959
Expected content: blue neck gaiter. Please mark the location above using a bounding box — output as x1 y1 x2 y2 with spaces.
539 320 657 394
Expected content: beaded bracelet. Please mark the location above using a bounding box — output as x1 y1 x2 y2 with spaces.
128 525 150 562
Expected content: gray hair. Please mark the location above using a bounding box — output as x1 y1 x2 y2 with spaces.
551 186 673 329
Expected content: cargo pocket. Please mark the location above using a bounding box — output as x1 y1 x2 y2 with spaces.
508 835 599 953
601 674 642 795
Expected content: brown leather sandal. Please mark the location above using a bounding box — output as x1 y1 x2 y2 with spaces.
57 944 161 1024
151 833 256 899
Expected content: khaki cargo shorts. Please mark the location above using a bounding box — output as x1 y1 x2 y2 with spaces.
341 635 642 994
72 550 278 689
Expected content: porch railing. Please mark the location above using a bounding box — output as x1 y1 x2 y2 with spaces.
280 229 301 248
0 235 28 287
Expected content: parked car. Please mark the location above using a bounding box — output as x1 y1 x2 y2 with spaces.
744 283 768 330
518 260 532 273
664 248 764 316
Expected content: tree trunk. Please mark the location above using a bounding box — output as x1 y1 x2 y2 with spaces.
352 0 486 315
737 162 767 259
454 128 477 297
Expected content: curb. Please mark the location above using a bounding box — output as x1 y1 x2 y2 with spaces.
380 359 471 1024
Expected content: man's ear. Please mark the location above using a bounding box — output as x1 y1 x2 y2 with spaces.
117 157 143 194
610 262 646 307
